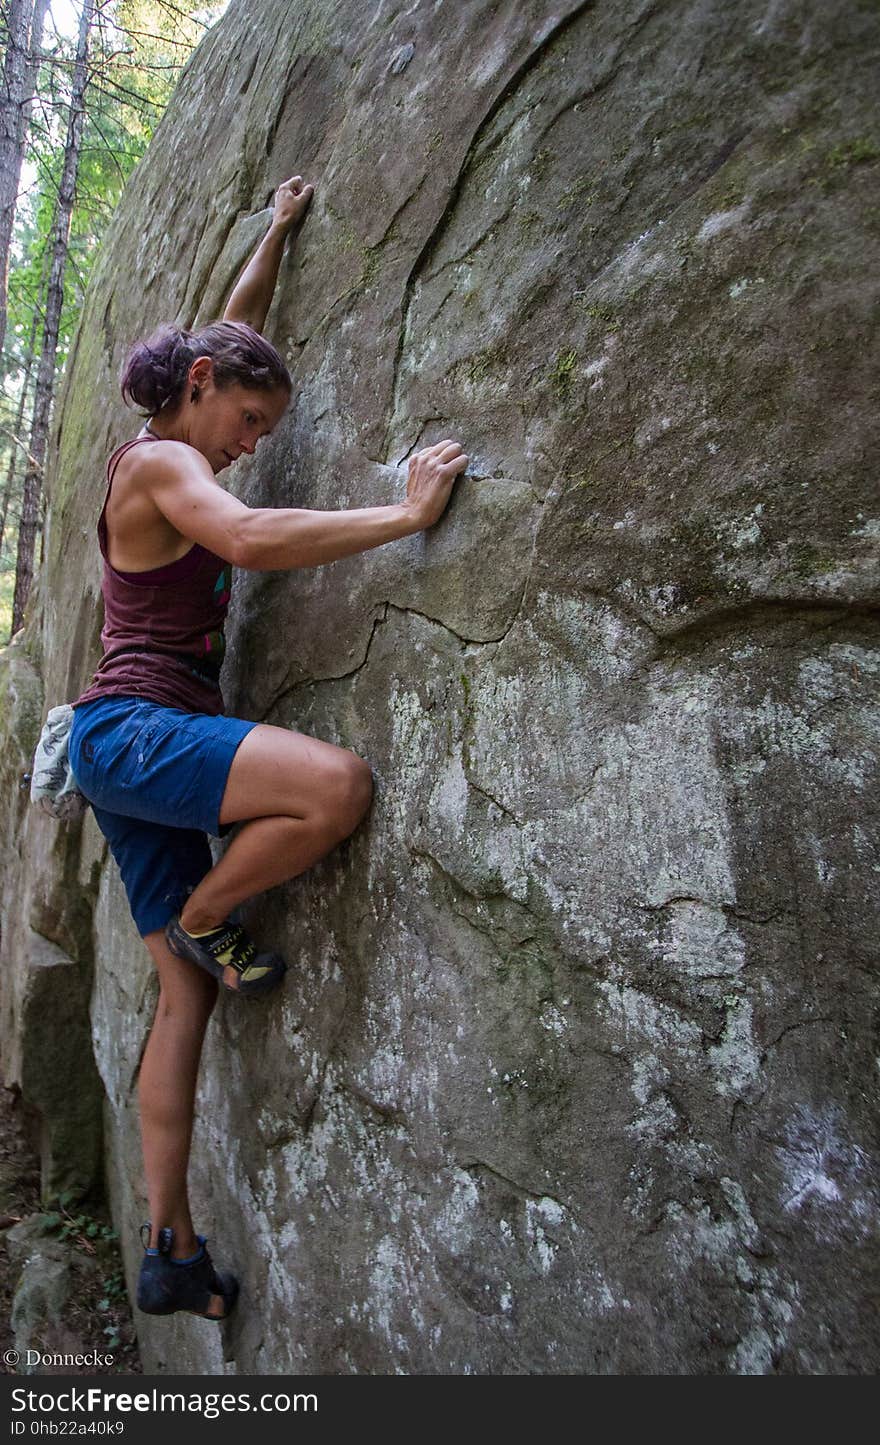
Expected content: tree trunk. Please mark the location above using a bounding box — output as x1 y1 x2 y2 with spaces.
11 0 94 636
0 0 50 368
0 302 38 568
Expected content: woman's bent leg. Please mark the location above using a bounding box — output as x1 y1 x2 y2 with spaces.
139 930 218 1257
179 723 373 932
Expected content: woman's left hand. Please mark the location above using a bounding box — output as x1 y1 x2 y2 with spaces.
272 175 314 232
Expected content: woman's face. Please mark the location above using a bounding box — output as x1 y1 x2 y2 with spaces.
186 366 290 474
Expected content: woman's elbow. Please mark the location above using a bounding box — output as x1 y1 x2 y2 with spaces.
229 514 259 569
222 304 264 334
231 511 283 570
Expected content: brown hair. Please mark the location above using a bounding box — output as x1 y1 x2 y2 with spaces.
121 321 292 415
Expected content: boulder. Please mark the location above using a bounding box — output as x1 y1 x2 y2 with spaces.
1 0 877 1373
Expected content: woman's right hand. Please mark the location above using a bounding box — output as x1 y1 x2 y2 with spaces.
402 440 469 531
272 174 314 233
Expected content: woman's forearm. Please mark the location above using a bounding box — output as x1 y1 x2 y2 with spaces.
237 501 421 571
223 222 290 333
234 442 467 570
223 175 314 333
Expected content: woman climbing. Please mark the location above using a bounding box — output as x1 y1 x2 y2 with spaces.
68 174 468 1321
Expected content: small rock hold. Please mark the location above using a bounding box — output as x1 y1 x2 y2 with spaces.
389 42 415 74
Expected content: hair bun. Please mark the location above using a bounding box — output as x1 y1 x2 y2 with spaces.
120 321 290 416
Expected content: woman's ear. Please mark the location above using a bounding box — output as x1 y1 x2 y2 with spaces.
188 355 213 392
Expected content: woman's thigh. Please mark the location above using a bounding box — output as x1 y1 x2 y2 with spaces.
217 723 371 827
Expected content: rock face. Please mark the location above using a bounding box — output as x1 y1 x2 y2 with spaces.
1 0 878 1374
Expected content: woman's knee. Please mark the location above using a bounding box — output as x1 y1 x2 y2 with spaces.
143 929 219 1018
321 751 373 836
154 982 218 1031
219 723 371 829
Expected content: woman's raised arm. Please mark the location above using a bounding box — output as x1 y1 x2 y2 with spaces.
223 174 314 334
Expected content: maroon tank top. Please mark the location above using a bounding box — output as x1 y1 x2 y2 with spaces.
73 435 233 716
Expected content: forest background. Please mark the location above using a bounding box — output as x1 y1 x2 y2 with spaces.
0 0 227 642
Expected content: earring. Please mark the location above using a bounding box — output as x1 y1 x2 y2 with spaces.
191 386 199 402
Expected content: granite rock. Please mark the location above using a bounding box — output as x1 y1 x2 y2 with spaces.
1 0 878 1374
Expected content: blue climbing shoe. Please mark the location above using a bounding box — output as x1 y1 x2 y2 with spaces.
165 914 286 998
136 1224 239 1320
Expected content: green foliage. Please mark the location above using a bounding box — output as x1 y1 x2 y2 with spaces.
41 1208 118 1244
1 2 227 640
37 1196 130 1356
8 2 227 375
38 1191 120 1246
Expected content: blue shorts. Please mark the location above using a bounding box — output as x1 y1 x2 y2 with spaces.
69 696 258 937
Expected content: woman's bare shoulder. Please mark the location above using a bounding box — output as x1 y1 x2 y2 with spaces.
117 435 213 482
106 438 213 569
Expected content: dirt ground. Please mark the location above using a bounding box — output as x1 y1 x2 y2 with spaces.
0 1082 141 1376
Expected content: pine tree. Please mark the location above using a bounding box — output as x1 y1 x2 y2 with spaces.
0 0 50 365
11 0 95 633
1 1 226 638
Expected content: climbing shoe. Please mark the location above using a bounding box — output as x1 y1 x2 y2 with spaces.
136 1224 239 1320
165 914 287 998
